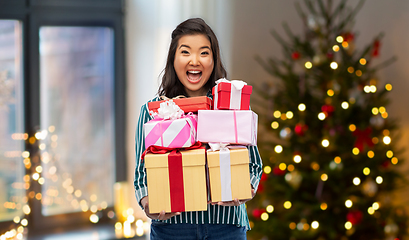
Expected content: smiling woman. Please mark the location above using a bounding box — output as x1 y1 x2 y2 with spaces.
173 34 214 97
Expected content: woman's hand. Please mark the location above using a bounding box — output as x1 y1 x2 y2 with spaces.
141 196 180 220
210 189 256 207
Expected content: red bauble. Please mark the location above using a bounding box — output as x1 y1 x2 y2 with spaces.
321 105 335 116
260 173 268 182
347 210 363 225
273 167 286 176
252 208 265 219
343 32 355 42
258 183 264 193
291 51 301 60
372 40 381 57
295 123 308 136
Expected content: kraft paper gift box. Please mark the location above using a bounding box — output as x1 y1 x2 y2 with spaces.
207 146 252 202
149 96 212 114
212 78 253 110
144 114 197 149
197 110 258 146
144 148 208 213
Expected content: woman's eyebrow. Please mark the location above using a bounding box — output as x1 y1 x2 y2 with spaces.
178 44 211 50
179 44 190 49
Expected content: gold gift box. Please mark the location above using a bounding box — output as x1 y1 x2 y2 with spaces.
145 148 207 213
207 148 252 202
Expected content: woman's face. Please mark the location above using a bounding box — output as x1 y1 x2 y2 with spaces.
174 34 214 97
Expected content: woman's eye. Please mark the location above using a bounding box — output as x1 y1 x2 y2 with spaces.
181 50 189 54
201 51 210 55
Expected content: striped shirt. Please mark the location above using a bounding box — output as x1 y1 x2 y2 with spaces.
134 95 263 230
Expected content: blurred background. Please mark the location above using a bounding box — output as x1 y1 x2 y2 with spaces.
1 0 408 239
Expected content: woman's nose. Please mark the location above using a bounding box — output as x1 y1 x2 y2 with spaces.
189 55 199 65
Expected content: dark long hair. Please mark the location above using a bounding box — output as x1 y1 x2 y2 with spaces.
158 18 227 98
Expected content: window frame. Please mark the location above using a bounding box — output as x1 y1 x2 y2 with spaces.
0 0 126 234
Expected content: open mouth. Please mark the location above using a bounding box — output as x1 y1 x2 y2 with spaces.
187 70 202 83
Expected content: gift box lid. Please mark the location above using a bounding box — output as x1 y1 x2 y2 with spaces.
207 148 249 167
214 82 253 95
148 96 212 114
145 148 206 169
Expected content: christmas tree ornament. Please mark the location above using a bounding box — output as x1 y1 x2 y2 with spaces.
362 178 378 197
252 208 265 219
294 123 308 136
312 54 326 66
384 220 399 237
307 15 325 32
291 51 301 60
321 104 335 117
347 210 363 225
280 127 292 140
353 127 374 152
372 40 381 57
285 170 302 189
370 115 385 129
273 166 286 176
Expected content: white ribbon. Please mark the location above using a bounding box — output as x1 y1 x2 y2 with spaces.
208 143 246 202
150 100 184 120
214 78 247 110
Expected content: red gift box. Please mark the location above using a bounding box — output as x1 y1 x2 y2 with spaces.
212 82 252 110
148 96 212 114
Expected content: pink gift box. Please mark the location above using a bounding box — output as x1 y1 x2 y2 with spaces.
144 114 197 149
197 110 257 145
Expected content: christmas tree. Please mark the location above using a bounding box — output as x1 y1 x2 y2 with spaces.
248 0 408 239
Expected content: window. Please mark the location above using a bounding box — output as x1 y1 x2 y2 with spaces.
0 0 125 235
39 26 115 216
0 19 25 223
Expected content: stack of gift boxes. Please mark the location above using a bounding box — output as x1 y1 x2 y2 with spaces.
143 78 257 213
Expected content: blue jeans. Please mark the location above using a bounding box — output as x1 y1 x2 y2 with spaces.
150 222 247 240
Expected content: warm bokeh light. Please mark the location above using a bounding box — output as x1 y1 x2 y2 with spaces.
353 177 361 185
305 61 313 69
298 103 306 111
345 200 353 208
334 156 341 164
376 176 383 184
275 145 283 153
293 155 302 163
271 121 279 129
279 163 287 171
318 112 326 120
